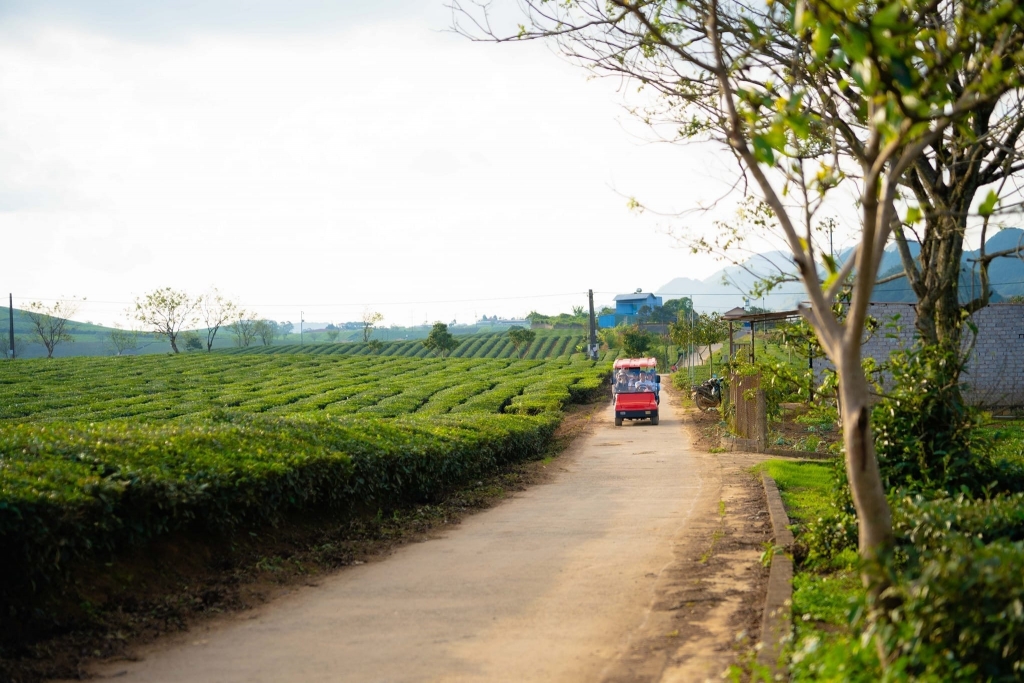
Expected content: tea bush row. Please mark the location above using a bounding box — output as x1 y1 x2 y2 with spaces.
0 355 610 614
797 474 1024 679
0 410 562 614
217 331 587 360
0 355 607 424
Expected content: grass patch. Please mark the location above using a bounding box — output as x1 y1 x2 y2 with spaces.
699 528 724 564
761 458 883 681
983 419 1024 467
758 459 834 524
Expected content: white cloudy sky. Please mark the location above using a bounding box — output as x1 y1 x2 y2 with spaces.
1 0 791 327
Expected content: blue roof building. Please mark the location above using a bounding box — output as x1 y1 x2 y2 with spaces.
598 291 664 327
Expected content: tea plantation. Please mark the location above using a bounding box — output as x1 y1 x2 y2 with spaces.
0 354 610 612
220 330 677 362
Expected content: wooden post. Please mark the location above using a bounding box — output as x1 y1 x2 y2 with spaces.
756 388 767 452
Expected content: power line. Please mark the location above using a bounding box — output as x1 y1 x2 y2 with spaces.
10 291 589 308
11 278 1024 312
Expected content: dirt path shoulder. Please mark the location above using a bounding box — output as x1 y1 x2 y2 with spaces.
67 384 769 683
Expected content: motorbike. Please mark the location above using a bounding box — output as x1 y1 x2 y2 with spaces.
691 376 723 411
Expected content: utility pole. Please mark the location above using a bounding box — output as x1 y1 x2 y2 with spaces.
300 311 304 346
8 293 14 360
587 289 598 361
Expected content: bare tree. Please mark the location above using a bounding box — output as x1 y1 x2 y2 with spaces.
3 335 32 360
134 288 201 354
107 324 140 356
23 298 82 358
361 310 384 343
672 312 727 371
454 0 1024 609
253 319 278 346
199 288 240 352
229 314 258 348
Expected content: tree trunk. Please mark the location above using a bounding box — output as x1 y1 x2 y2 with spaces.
836 349 893 578
911 211 971 407
170 335 180 353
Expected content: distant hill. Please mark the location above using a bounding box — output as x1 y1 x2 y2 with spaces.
658 228 1024 311
871 228 1024 303
657 251 811 312
0 307 222 359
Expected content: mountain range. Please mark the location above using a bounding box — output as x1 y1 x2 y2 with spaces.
657 228 1024 312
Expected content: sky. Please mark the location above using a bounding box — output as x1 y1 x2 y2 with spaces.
1 0 825 328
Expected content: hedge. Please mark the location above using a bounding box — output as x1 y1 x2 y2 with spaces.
0 411 559 610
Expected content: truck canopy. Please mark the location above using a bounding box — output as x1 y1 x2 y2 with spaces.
612 357 658 370
612 358 659 395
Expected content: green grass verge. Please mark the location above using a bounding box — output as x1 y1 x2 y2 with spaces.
984 419 1024 467
760 460 836 524
758 459 882 681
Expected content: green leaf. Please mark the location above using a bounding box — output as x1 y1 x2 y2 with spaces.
979 190 999 217
821 253 838 275
844 26 868 62
890 58 913 89
905 206 921 224
812 25 832 59
872 2 902 29
787 113 812 140
764 125 787 151
792 0 808 31
752 135 776 165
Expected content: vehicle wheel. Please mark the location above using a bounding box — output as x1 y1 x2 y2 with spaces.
695 395 710 411
614 416 623 426
651 414 660 425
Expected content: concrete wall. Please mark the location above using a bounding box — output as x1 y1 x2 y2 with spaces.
812 302 1024 407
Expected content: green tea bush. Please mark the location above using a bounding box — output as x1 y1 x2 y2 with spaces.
0 354 611 641
873 535 1024 680
872 344 1024 496
794 494 1024 678
841 493 1024 678
0 410 559 614
894 492 1024 551
0 355 608 425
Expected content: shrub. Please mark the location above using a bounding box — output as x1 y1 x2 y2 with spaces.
871 344 1024 496
873 536 1024 680
0 410 560 629
620 325 654 357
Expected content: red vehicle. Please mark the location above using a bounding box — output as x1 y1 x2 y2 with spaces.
612 358 661 426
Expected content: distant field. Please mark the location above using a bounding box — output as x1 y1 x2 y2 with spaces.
219 330 589 360
219 331 680 364
0 305 574 359
0 353 607 423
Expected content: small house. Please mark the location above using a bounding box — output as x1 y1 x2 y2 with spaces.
598 290 664 327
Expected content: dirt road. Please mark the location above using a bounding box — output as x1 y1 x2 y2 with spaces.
79 386 766 683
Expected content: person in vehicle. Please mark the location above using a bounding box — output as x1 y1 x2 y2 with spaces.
614 369 630 394
638 372 661 402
